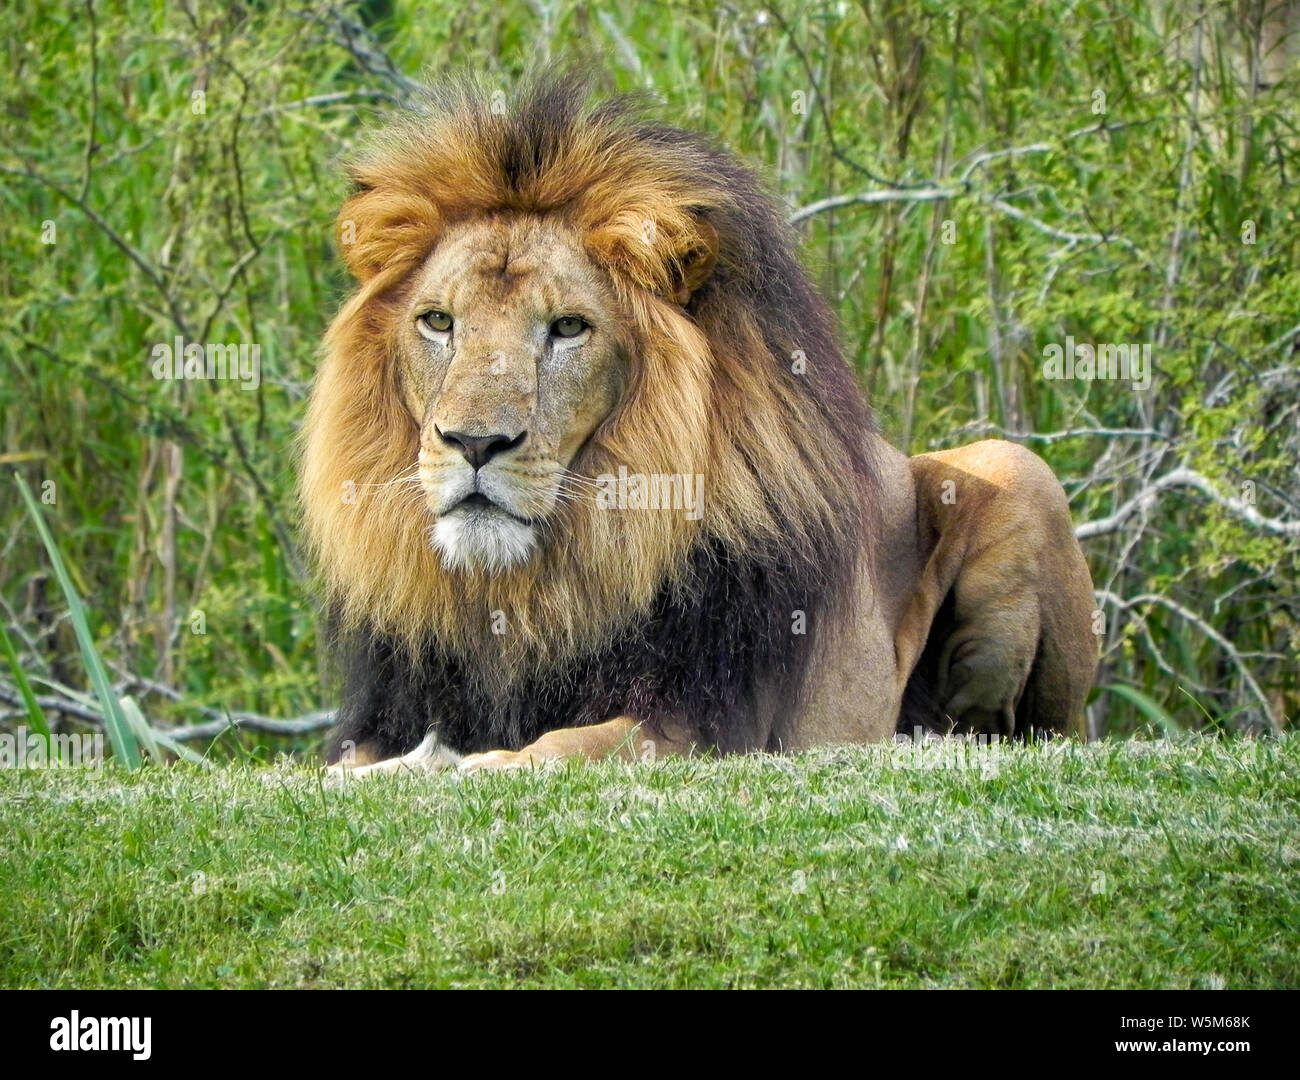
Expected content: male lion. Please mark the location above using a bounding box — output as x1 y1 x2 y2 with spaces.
302 74 1098 776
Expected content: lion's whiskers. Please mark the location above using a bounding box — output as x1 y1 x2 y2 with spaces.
555 467 602 491
354 463 424 489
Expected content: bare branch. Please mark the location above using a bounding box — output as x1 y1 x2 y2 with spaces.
0 679 335 743
79 0 99 203
1155 2 1205 350
321 9 424 101
956 141 1051 182
948 424 1173 445
790 186 958 222
1096 590 1280 733
1078 466 1300 540
254 89 397 117
163 710 336 743
0 682 102 725
1263 317 1300 355
789 186 1142 258
980 195 1141 255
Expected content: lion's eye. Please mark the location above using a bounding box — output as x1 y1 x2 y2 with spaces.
551 315 589 339
418 310 453 337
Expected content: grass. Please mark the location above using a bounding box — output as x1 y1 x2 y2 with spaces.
1 735 1296 989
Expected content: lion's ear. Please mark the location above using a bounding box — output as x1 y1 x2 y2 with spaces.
669 217 718 306
335 186 441 283
336 195 376 280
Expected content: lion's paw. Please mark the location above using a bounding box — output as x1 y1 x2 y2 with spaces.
321 760 383 784
459 749 531 773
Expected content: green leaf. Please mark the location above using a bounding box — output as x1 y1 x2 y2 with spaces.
13 473 142 769
1099 682 1181 736
0 617 49 739
118 695 211 767
120 695 160 763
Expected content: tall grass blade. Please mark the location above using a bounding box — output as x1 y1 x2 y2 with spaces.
0 617 50 739
13 473 142 769
1100 682 1181 736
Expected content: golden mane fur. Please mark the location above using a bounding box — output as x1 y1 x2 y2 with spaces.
300 73 875 685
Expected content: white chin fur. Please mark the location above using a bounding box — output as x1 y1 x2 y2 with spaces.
432 507 537 573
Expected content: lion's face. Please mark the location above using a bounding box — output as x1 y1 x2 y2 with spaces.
304 78 848 662
397 215 630 573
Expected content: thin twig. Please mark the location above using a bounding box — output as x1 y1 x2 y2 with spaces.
79 0 99 203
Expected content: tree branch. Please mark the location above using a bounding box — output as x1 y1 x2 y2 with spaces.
0 679 335 743
1096 590 1280 733
1077 466 1300 540
790 186 959 222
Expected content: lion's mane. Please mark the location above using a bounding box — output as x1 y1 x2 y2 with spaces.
302 73 881 757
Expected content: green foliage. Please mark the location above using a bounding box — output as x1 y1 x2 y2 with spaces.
1 0 1297 756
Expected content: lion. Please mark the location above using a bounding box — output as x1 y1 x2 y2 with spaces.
301 73 1099 776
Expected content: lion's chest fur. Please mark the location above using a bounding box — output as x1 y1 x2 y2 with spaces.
327 539 825 759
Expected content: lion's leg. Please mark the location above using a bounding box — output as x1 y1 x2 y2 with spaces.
907 442 1094 739
329 739 386 768
459 716 695 773
934 542 1040 737
936 622 1033 738
894 539 966 693
325 730 462 779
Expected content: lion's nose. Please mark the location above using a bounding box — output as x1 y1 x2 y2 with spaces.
437 427 526 470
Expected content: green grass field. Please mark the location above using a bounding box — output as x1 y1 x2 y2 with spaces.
1 735 1296 989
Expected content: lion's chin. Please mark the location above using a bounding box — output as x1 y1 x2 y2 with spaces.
431 505 538 574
